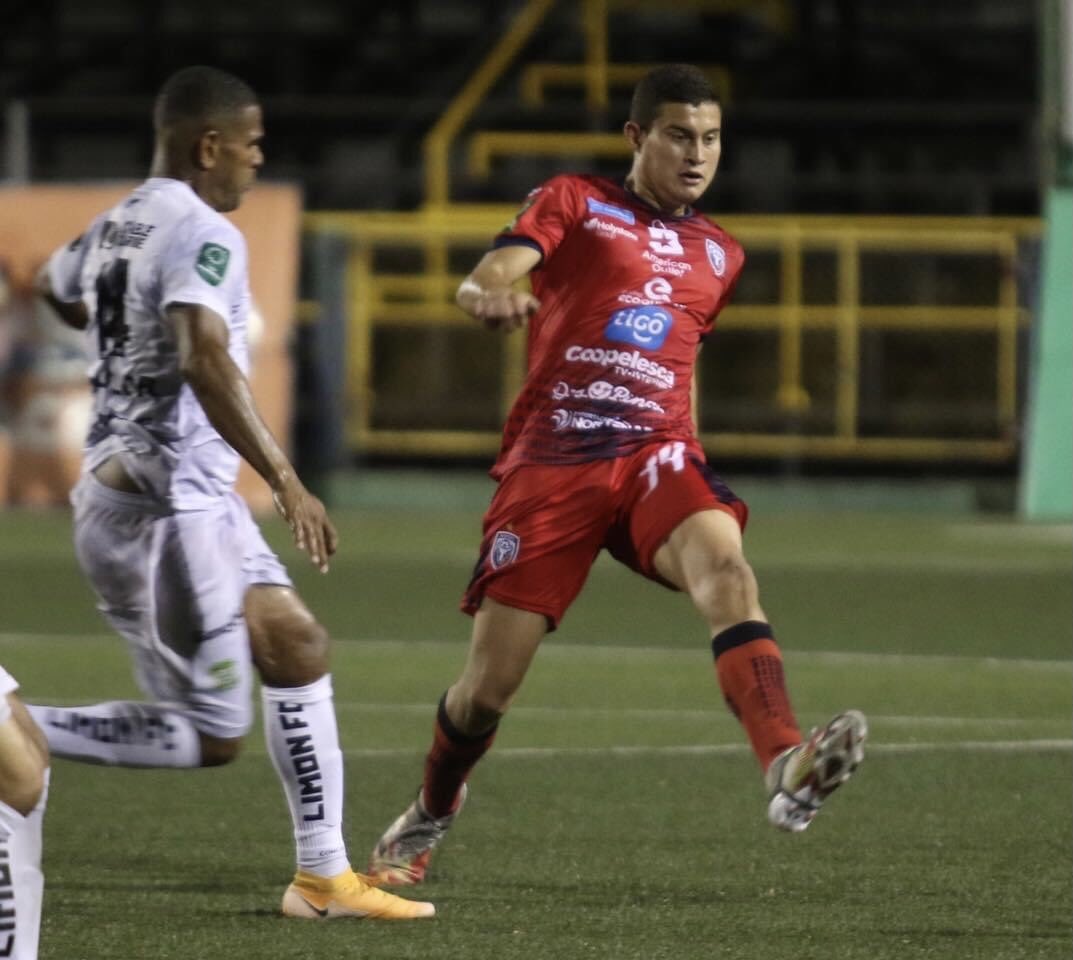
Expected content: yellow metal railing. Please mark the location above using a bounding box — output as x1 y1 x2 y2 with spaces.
423 0 740 205
303 210 1039 463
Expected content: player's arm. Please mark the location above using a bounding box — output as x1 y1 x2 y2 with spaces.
456 244 542 331
34 261 89 330
169 302 337 573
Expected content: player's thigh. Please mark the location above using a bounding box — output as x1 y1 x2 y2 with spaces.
226 491 326 686
611 441 748 584
463 462 613 630
71 475 159 645
150 505 255 738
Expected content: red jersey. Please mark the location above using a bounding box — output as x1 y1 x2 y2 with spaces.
491 173 744 478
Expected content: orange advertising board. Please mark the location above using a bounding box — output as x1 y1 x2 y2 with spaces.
0 181 300 511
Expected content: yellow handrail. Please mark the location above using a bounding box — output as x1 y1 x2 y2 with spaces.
520 62 734 107
423 0 556 207
304 210 1040 463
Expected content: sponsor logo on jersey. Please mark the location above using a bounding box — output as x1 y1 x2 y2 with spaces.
647 222 684 255
565 345 675 389
617 277 673 306
490 530 520 569
586 197 636 224
551 379 665 413
705 238 727 277
604 306 673 350
642 249 692 277
584 217 639 242
551 408 653 433
100 220 157 250
195 242 231 286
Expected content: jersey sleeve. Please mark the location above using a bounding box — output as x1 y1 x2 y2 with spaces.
47 218 103 303
705 241 746 334
494 175 587 264
159 215 248 321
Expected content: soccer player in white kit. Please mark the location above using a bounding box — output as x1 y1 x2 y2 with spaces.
0 666 49 960
27 65 433 921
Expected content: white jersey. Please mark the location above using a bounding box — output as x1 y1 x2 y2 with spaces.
48 178 252 510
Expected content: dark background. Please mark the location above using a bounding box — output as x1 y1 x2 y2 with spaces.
0 0 1041 214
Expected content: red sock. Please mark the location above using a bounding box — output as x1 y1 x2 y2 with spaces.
712 621 801 770
422 693 497 817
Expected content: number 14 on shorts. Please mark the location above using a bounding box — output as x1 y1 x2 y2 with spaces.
640 441 686 493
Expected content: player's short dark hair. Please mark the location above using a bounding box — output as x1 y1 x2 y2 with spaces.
629 64 719 129
154 65 258 131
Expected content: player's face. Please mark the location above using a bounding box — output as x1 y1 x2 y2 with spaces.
205 104 264 212
626 101 722 214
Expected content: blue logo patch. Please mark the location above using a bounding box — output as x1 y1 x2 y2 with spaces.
586 197 635 225
604 307 673 350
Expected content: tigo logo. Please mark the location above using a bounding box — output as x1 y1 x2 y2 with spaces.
604 307 673 350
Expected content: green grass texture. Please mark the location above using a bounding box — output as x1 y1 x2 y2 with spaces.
1 483 1070 960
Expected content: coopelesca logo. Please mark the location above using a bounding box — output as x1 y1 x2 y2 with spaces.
490 530 520 569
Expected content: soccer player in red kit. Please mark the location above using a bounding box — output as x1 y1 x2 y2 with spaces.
368 64 867 886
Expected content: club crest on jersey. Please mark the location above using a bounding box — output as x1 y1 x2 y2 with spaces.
586 197 635 225
490 530 520 569
195 243 230 286
705 238 727 277
604 306 673 350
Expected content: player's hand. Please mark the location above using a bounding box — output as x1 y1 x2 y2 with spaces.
272 478 338 574
473 289 540 332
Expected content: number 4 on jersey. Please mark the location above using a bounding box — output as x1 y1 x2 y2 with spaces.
640 441 686 494
95 258 130 357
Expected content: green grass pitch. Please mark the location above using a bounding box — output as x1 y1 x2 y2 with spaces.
1 478 1070 959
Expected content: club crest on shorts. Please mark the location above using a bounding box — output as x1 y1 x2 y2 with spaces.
705 238 726 277
490 530 521 569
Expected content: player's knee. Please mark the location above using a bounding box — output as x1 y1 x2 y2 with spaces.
0 767 45 817
250 612 331 687
692 552 757 619
198 733 243 767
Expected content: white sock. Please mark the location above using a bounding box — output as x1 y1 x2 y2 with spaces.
261 676 349 877
25 701 201 768
0 768 49 960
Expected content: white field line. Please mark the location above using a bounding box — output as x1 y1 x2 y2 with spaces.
22 696 1063 728
235 739 1073 760
329 703 1059 727
2 631 1070 672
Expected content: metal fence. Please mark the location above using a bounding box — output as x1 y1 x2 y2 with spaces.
303 209 1040 464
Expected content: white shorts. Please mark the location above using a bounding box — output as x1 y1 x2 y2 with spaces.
71 474 292 739
0 666 18 697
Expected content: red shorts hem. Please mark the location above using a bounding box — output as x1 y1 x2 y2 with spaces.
460 584 561 631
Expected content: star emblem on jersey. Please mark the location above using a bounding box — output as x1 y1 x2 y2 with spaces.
705 238 726 277
490 531 520 569
195 242 231 286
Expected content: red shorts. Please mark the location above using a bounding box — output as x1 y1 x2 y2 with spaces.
462 440 748 630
